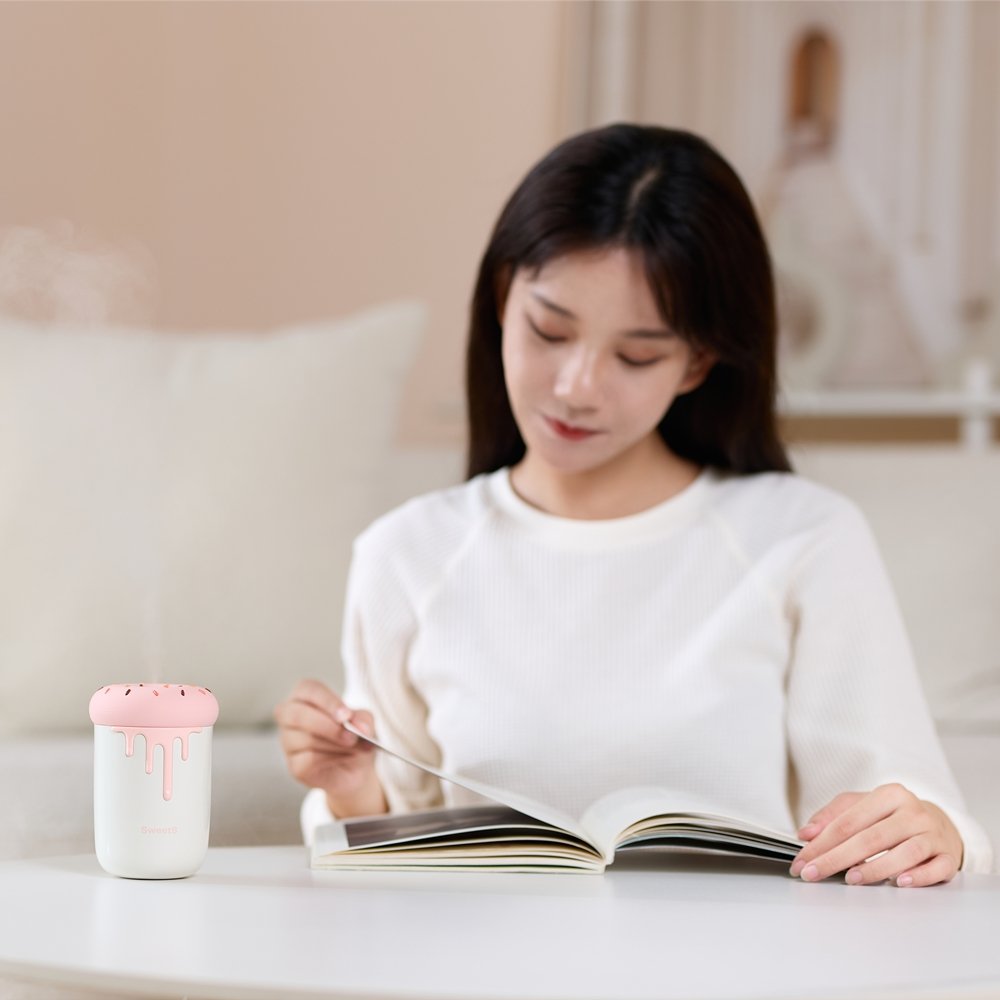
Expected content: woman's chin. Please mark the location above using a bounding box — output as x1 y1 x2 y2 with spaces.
524 438 617 477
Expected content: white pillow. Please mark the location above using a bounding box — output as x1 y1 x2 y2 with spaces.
792 444 1000 731
0 301 425 735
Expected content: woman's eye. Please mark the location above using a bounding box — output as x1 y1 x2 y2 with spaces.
618 354 662 368
527 318 564 343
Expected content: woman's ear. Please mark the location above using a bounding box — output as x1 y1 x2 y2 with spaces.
678 347 717 395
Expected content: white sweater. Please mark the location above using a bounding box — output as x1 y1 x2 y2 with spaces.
302 467 993 872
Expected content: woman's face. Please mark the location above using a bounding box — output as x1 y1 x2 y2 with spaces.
500 246 713 478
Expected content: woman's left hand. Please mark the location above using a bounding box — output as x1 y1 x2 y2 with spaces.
790 784 964 887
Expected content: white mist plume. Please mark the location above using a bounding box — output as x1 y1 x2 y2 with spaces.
0 220 165 681
0 220 156 326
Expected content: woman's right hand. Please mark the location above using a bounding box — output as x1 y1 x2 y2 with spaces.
274 678 387 817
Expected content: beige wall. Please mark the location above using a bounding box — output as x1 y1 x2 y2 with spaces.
0 1 569 444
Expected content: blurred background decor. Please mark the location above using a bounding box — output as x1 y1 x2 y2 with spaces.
2 1 998 446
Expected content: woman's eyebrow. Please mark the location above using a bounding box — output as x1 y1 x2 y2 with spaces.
530 290 577 319
529 290 675 339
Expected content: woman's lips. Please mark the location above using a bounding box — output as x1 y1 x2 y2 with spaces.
544 415 599 441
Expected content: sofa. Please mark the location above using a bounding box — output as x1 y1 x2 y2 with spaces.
2 304 998 878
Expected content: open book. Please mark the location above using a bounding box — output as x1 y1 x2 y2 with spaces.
311 722 803 874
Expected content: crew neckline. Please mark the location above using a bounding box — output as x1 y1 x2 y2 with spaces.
487 466 719 547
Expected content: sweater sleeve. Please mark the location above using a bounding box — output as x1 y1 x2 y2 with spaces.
785 500 994 873
299 525 444 846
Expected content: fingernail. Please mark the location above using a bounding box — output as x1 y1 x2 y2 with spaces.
790 859 804 877
897 874 913 887
802 864 820 881
846 868 864 885
798 822 818 837
334 707 349 723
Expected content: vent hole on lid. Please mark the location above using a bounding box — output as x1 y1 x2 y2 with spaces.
153 690 159 697
125 688 131 696
181 689 186 696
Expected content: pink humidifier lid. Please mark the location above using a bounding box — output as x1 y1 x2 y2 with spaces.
89 683 219 728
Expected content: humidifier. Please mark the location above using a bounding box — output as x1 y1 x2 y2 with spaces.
88 682 219 878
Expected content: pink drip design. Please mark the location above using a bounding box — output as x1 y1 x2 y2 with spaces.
113 727 203 801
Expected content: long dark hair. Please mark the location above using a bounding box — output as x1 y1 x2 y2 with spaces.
465 123 791 479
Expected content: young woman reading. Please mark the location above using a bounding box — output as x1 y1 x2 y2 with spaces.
275 124 993 884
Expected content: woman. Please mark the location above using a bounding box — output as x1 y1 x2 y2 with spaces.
276 124 992 884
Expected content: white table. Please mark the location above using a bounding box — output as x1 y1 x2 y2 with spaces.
1 846 998 1000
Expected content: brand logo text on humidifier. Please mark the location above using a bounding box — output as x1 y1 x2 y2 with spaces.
89 683 219 879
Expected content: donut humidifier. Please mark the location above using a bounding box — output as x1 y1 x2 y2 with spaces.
89 683 219 879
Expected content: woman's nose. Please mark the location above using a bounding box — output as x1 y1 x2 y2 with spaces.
553 348 602 408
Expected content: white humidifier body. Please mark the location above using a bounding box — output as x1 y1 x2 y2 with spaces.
89 683 219 879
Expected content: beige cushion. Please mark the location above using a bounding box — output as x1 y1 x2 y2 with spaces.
0 302 424 735
792 444 1000 730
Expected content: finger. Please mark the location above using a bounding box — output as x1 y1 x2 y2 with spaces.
349 709 376 738
794 813 902 881
332 705 379 741
290 678 347 723
278 725 354 758
792 785 912 872
283 737 376 784
797 801 933 882
277 700 356 747
797 792 864 840
285 747 346 785
893 853 959 888
842 833 935 885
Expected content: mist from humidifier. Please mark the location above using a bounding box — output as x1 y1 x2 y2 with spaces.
0 221 156 326
0 222 166 678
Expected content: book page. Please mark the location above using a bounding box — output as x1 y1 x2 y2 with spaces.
314 822 604 873
342 720 592 845
344 723 801 865
580 787 802 860
312 803 599 859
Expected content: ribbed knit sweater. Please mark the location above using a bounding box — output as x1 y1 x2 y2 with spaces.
302 467 993 872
